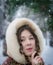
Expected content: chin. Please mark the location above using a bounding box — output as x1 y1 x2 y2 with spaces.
26 52 33 56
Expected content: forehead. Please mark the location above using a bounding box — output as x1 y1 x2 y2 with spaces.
21 30 33 37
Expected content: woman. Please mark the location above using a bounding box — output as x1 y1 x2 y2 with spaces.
2 18 45 65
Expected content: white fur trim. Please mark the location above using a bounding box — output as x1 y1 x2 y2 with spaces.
6 18 45 64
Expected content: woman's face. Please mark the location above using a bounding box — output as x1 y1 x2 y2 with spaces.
20 30 36 56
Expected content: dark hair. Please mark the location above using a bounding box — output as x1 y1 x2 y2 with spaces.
16 25 40 63
16 25 40 53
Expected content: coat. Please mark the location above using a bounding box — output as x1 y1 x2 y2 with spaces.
2 57 31 65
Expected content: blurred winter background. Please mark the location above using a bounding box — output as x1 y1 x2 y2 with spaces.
0 0 53 65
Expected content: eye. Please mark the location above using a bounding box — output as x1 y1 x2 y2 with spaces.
20 39 25 42
29 37 34 40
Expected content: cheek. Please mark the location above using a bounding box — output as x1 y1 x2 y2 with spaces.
31 40 36 46
21 43 26 51
22 44 28 53
32 40 36 51
22 46 27 54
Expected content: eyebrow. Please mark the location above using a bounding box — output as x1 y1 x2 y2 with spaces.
21 36 25 39
21 34 33 38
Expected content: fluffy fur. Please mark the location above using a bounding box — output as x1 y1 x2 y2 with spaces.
6 18 45 64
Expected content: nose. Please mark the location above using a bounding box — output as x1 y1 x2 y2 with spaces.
26 39 31 46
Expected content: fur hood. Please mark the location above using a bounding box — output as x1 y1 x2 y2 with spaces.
6 18 45 64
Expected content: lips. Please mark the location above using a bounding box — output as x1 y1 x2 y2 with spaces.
26 48 32 52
